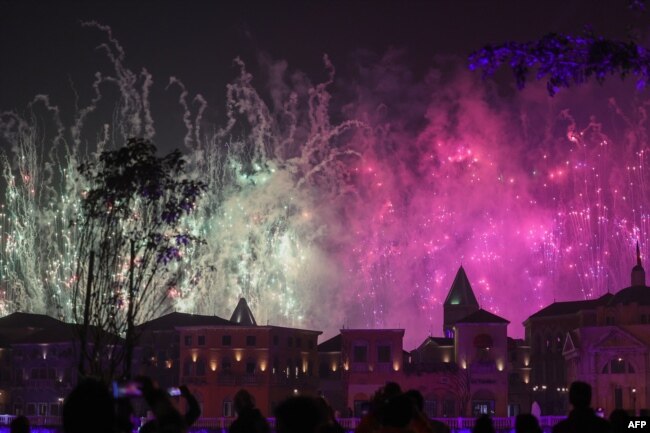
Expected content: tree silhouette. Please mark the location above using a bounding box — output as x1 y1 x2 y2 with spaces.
469 2 650 95
73 138 206 380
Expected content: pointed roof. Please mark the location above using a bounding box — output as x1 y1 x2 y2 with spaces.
455 308 509 324
230 298 257 326
444 266 479 307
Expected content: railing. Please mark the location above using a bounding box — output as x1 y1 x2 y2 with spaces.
0 415 568 432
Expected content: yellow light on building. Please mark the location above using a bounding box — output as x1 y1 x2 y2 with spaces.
210 360 217 371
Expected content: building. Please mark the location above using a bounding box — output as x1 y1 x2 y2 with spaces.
176 298 321 417
318 266 521 418
562 243 650 415
523 291 613 415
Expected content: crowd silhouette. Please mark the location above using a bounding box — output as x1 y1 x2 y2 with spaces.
5 378 630 433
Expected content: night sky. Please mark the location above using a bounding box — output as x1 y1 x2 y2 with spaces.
1 0 649 346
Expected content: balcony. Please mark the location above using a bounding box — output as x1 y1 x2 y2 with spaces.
216 373 266 386
269 374 317 388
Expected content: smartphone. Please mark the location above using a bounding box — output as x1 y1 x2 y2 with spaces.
112 380 142 398
112 381 182 398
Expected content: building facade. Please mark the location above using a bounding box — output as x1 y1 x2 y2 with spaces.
318 266 523 418
176 298 321 417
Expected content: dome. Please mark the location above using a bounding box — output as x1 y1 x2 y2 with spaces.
607 285 650 306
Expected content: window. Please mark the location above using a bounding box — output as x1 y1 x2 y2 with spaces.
26 404 35 416
606 316 616 325
611 359 626 374
296 337 302 348
30 368 38 380
184 336 192 346
354 400 370 418
319 362 330 378
246 335 256 346
50 403 60 416
442 399 455 417
273 357 279 374
183 360 192 377
48 368 56 380
196 359 206 376
472 400 495 416
424 400 437 418
377 345 391 363
223 399 233 417
308 339 314 349
288 337 293 347
39 403 47 416
198 335 205 346
246 361 256 374
509 350 517 362
353 345 368 363
555 334 563 352
273 335 279 346
222 335 232 346
222 357 232 373
604 358 635 374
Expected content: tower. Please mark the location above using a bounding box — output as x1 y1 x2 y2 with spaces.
230 297 258 325
632 241 646 287
443 266 479 338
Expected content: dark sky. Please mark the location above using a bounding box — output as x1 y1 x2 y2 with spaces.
1 0 649 340
1 0 645 116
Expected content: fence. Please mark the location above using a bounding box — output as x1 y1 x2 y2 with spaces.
0 414 568 433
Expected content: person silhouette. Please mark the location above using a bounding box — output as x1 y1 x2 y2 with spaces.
229 389 270 433
515 414 541 433
552 381 612 433
472 415 495 433
9 415 30 433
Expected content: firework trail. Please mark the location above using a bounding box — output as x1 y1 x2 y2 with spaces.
1 25 649 344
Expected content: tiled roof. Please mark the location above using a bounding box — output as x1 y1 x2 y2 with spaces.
528 293 613 319
607 285 650 306
455 308 509 324
0 312 63 329
136 312 234 331
317 334 342 352
426 336 454 346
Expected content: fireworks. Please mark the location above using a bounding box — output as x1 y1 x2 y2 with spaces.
0 24 649 345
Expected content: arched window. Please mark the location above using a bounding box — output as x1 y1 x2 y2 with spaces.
602 358 635 374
